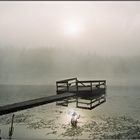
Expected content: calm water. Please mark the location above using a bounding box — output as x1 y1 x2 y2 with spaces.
0 85 140 139
0 85 140 119
0 85 56 106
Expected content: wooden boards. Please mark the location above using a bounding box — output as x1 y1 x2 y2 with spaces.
0 93 76 116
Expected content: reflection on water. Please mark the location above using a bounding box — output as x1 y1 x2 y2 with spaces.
0 85 140 139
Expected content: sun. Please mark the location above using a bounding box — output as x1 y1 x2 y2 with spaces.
63 19 82 37
66 21 79 34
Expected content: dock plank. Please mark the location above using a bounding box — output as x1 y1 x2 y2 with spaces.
0 92 76 116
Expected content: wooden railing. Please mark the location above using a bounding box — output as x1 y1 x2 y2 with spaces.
56 78 106 94
56 77 77 83
56 78 107 109
56 78 77 94
76 80 106 92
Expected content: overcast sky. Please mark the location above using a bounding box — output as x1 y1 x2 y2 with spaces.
0 1 140 56
0 2 140 85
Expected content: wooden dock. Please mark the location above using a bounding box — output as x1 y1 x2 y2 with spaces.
0 77 107 116
56 78 106 109
0 92 75 116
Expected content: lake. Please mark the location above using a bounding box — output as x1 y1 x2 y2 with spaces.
0 85 140 139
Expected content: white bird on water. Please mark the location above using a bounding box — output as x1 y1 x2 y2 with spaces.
71 112 80 128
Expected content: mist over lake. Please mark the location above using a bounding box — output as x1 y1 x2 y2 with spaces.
0 1 140 139
0 47 140 86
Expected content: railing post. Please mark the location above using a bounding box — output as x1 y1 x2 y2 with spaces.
76 80 78 107
56 82 58 94
105 80 107 95
67 82 69 92
90 82 92 92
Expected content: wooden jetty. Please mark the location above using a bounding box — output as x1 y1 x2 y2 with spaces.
0 93 75 116
0 77 106 116
56 78 106 109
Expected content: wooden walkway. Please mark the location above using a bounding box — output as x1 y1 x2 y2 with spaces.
56 78 106 109
0 77 107 116
0 92 75 116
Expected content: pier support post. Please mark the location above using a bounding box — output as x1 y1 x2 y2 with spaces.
9 114 15 139
0 129 1 139
90 99 92 109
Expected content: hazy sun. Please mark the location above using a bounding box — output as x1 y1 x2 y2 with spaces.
63 19 82 37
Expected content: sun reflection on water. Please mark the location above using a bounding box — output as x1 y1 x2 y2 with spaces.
60 104 90 127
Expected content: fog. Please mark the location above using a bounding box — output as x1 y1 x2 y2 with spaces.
0 47 140 86
0 2 140 86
